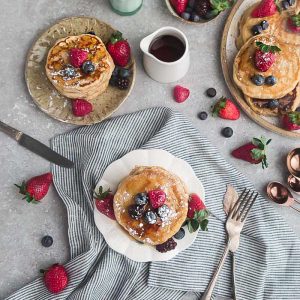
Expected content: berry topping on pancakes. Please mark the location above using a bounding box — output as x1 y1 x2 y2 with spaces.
69 48 88 68
156 238 177 252
148 189 166 209
251 0 278 18
254 42 281 72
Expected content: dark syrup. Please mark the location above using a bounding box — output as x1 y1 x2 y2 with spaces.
149 35 185 63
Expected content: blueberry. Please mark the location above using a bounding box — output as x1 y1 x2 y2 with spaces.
206 88 217 98
252 24 263 35
188 0 195 8
185 7 193 13
174 228 185 240
267 99 279 109
112 66 120 77
134 193 148 206
251 74 265 86
109 76 118 86
198 111 208 120
287 0 295 5
41 235 53 248
128 205 145 220
87 31 96 35
265 75 277 86
282 0 289 9
82 61 95 74
222 127 233 138
157 204 170 218
191 12 201 22
181 12 191 20
144 211 157 224
296 107 300 112
63 65 76 78
260 20 269 30
119 68 131 78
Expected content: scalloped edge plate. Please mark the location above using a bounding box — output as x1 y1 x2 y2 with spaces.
93 149 205 262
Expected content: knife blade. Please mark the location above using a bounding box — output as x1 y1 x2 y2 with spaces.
0 120 74 168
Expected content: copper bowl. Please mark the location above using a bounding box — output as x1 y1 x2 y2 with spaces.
165 0 221 24
287 148 300 180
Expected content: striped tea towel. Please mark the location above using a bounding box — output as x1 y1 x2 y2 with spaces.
6 107 300 300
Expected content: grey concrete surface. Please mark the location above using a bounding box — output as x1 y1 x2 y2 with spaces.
0 1 299 299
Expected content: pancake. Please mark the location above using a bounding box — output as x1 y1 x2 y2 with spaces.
233 34 300 99
236 4 281 49
46 34 114 100
113 166 189 246
244 83 300 116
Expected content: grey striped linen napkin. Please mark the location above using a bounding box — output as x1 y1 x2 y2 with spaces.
7 107 300 300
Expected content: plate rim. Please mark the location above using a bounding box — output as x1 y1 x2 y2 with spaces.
24 16 136 126
220 0 300 139
93 148 206 262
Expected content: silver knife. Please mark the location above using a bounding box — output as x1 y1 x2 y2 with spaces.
0 120 74 168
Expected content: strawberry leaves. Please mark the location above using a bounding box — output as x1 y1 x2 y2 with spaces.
288 112 300 125
291 13 300 27
251 136 271 169
94 186 111 200
212 97 227 116
187 209 210 233
15 181 39 204
210 0 234 12
256 41 281 53
110 31 124 44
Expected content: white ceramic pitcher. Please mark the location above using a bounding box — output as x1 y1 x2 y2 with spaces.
140 27 190 83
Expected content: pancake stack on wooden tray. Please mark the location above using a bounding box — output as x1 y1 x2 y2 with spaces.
234 1 300 117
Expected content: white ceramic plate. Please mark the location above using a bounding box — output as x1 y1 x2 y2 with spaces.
93 149 205 262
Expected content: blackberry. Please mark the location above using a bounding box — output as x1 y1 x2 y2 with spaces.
117 78 130 90
156 238 177 253
194 0 211 17
128 205 145 220
41 235 53 247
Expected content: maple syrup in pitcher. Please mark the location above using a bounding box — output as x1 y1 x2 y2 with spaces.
149 35 185 63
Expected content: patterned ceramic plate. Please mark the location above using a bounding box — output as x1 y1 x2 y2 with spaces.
25 16 135 125
93 149 205 262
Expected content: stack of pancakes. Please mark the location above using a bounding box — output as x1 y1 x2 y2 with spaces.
45 34 114 101
234 2 300 116
113 166 189 246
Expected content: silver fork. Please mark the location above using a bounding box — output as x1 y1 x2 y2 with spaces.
201 189 258 300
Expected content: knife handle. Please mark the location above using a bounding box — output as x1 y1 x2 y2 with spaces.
0 121 22 140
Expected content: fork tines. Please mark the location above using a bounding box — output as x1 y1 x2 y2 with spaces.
230 188 258 222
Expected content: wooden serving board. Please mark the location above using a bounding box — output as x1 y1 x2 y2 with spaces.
221 0 300 138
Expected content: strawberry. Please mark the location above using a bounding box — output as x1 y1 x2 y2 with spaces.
72 99 93 117
69 48 88 68
251 0 278 18
254 42 281 72
170 0 188 14
148 189 166 209
186 194 209 233
174 85 190 103
232 136 272 169
94 186 115 220
282 112 300 131
212 97 240 120
15 173 52 203
107 31 131 67
41 264 68 294
287 14 300 33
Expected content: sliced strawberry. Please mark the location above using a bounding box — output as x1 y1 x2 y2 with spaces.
282 112 300 131
94 186 115 220
212 97 240 120
148 189 166 209
174 85 190 103
69 48 88 68
72 99 93 117
232 136 272 169
170 0 188 14
251 0 278 18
